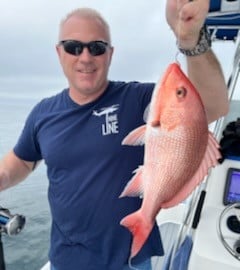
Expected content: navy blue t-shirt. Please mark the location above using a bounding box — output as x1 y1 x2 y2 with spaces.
14 81 163 270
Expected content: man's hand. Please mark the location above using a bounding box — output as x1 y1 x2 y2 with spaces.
166 0 210 49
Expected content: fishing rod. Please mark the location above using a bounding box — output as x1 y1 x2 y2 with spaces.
0 206 25 270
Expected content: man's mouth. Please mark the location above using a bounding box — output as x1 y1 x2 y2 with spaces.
77 68 96 74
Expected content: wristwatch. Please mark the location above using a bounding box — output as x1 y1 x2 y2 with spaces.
178 25 212 56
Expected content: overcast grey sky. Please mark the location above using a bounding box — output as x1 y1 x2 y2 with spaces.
0 0 236 99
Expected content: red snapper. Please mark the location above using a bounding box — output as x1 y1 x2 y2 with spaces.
120 63 221 259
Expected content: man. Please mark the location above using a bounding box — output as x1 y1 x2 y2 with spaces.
0 1 228 270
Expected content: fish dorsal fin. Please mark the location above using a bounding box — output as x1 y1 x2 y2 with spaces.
122 125 146 146
162 131 221 208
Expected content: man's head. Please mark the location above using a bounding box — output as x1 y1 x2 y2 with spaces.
56 8 114 104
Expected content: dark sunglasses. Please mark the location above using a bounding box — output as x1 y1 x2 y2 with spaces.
59 40 109 56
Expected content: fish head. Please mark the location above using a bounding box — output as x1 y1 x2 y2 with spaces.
149 63 207 131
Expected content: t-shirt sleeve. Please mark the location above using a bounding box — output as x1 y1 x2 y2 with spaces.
14 103 42 162
136 82 155 118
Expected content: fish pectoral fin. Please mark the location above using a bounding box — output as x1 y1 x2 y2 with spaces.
119 166 144 198
122 125 146 146
162 131 221 208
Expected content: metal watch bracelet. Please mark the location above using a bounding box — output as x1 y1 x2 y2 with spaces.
178 25 212 57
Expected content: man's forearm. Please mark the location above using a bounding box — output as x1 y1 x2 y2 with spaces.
0 168 11 191
0 151 32 191
186 49 229 123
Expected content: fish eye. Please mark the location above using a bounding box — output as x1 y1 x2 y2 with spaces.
176 87 187 98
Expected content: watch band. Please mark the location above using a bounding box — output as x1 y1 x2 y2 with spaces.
178 25 212 57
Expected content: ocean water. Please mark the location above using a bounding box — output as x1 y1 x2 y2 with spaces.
0 95 51 270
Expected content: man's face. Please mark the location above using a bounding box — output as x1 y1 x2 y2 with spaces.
56 15 113 103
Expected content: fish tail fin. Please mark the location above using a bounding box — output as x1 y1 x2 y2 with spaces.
120 210 154 258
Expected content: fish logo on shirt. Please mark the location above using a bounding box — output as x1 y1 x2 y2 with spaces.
93 104 119 136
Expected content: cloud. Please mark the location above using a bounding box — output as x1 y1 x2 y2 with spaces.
0 0 236 99
0 0 174 84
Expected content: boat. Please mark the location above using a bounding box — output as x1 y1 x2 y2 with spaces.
38 1 240 269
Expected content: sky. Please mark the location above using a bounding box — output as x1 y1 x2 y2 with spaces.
0 0 238 99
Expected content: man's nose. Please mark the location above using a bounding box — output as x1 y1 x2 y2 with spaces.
78 47 93 60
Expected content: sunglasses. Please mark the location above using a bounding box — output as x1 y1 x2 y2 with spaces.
59 40 109 56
